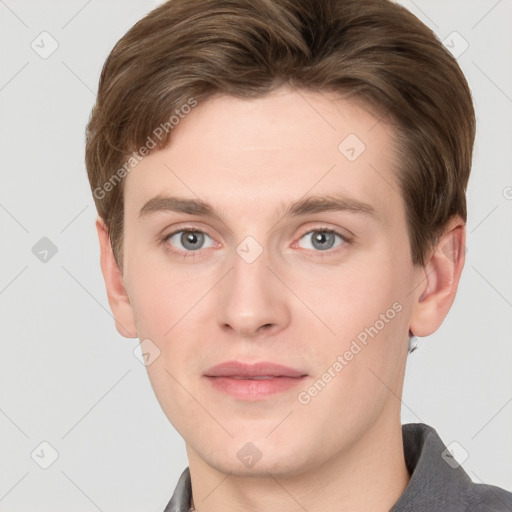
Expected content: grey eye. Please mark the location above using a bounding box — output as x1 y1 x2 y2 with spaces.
298 230 344 251
167 230 214 251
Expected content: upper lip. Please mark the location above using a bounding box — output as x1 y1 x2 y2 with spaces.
204 361 306 378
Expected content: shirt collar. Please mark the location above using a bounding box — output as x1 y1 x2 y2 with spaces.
163 423 472 512
389 422 471 511
163 466 192 512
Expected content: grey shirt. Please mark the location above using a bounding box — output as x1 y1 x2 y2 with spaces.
163 423 512 512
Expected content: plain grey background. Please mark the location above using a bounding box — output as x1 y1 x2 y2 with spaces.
1 1 511 511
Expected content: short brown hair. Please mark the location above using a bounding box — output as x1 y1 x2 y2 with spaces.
85 0 475 269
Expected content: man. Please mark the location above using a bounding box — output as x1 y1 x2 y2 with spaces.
85 0 512 510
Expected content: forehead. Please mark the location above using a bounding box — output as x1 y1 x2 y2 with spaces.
124 87 402 223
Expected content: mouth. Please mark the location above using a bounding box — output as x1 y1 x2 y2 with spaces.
227 376 280 380
204 360 308 400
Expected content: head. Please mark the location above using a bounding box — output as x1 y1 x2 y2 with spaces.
85 0 474 478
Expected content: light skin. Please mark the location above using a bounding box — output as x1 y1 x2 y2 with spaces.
96 87 465 512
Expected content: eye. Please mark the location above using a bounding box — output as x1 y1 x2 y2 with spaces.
297 229 347 252
165 230 215 252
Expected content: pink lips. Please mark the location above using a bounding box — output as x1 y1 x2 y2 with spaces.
204 361 307 400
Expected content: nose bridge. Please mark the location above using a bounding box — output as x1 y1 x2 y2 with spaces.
216 234 290 337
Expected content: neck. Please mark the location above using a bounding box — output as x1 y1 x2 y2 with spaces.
186 415 410 512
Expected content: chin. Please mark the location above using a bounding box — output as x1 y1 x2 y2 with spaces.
195 437 313 479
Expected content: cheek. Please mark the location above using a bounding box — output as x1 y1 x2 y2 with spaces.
143 356 199 440
300 256 402 332
303 253 411 380
124 245 203 337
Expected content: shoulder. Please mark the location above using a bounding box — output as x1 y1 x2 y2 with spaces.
396 423 512 512
464 481 512 512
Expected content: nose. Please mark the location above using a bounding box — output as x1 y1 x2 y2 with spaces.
216 243 291 339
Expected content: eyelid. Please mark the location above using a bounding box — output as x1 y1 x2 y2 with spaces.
166 229 214 242
294 224 353 245
161 220 213 237
164 227 216 242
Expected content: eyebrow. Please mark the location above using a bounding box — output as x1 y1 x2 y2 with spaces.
139 196 223 221
138 194 377 221
287 195 376 217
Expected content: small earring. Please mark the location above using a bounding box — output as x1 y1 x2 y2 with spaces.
408 331 419 353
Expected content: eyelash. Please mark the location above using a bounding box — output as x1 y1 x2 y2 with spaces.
161 226 352 260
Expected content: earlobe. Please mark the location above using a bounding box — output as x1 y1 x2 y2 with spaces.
409 217 466 338
95 216 138 338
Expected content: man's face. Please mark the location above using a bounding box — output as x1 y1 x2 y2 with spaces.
121 87 423 477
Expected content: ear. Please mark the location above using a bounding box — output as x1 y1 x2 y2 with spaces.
96 216 138 338
409 216 466 338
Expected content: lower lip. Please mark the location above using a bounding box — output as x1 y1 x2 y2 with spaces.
205 376 306 400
